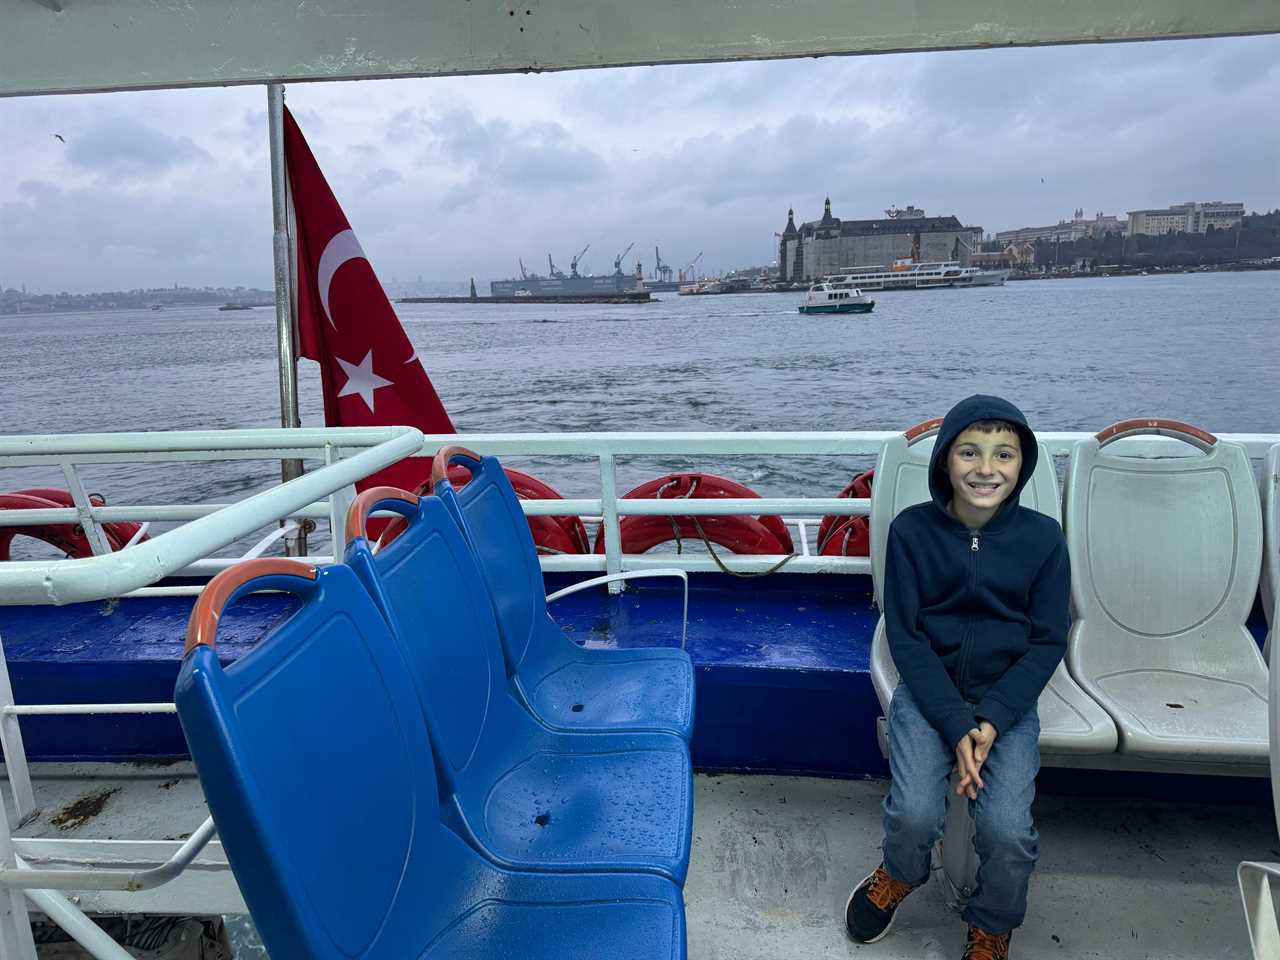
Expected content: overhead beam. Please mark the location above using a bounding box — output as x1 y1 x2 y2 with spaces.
1 0 1278 98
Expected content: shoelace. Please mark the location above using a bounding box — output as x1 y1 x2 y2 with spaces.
963 927 1011 960
866 867 914 911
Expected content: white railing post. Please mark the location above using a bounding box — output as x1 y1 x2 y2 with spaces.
59 462 112 556
0 791 36 960
325 443 354 558
598 453 623 595
0 634 35 825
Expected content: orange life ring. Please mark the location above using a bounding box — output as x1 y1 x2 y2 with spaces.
442 464 589 555
593 473 793 555
816 469 874 557
377 465 588 555
0 490 147 561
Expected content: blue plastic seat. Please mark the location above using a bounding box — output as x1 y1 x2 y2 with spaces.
345 487 694 884
175 558 686 960
430 446 695 741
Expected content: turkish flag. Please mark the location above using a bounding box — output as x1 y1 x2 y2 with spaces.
283 106 453 494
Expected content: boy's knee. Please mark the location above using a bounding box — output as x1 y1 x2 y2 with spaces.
885 792 946 840
974 803 1036 858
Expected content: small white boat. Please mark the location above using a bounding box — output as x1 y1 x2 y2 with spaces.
798 280 875 314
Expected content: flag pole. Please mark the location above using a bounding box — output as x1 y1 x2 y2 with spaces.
267 82 307 556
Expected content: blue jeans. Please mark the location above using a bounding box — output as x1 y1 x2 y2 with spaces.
881 684 1040 933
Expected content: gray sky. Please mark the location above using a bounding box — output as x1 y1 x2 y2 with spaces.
2 35 1277 294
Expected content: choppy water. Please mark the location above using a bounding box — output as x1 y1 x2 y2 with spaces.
2 271 1277 552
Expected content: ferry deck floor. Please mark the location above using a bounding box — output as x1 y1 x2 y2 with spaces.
2 574 1275 957
7 762 1274 959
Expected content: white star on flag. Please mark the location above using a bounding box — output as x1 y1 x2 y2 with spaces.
336 350 394 413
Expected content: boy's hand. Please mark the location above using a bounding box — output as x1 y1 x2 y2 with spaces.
971 721 998 766
955 722 998 799
954 735 984 799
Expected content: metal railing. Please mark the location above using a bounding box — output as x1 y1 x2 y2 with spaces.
0 427 423 605
2 428 1274 596
0 425 1276 960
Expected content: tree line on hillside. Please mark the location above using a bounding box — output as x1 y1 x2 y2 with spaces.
1031 210 1280 270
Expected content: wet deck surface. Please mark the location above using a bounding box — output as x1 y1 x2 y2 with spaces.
8 765 1273 959
688 774 1273 960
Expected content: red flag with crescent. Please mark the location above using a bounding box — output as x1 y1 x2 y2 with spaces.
283 106 453 494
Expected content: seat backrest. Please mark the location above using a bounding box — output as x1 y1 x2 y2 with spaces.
344 486 521 788
175 559 477 960
1064 420 1264 669
431 447 555 674
870 418 1062 606
1262 444 1279 657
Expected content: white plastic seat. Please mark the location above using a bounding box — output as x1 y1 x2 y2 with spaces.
1237 588 1280 960
1261 444 1279 661
868 419 1117 756
1065 419 1267 764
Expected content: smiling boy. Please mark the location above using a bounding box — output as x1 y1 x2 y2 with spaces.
845 395 1070 960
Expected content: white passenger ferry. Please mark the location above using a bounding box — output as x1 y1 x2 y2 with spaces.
2 5 1278 960
831 258 1010 291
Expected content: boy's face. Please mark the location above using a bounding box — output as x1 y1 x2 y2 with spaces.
946 426 1022 517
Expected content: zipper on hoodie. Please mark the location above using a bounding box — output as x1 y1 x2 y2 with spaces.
956 531 980 697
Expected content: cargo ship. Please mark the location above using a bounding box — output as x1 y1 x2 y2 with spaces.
491 248 639 297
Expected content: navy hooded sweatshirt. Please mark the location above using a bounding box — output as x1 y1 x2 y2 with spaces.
884 394 1070 749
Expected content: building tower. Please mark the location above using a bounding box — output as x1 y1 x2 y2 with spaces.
779 208 798 282
820 196 836 227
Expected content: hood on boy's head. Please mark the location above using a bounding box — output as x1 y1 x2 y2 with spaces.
927 394 1038 511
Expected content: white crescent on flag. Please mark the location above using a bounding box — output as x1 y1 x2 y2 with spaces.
317 229 366 328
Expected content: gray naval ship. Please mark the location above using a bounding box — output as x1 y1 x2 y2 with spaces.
490 245 642 296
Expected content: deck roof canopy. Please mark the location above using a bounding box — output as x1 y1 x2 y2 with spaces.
2 0 1279 98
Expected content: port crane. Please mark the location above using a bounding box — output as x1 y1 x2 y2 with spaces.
613 241 634 275
679 251 703 282
569 243 590 278
518 258 528 280
654 246 673 283
547 254 566 280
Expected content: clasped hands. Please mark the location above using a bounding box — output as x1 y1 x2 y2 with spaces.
953 721 998 800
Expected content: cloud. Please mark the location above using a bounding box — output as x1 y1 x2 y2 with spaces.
1 35 1276 292
64 115 209 177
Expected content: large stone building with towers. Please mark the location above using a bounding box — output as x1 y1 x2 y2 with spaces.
777 201 984 284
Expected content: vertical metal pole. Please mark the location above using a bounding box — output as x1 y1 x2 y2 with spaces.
325 443 354 560
0 791 36 960
599 454 623 594
268 83 307 555
0 634 36 825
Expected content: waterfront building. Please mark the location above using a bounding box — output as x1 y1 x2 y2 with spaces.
968 241 1037 270
1126 201 1245 236
777 200 983 283
995 209 1126 245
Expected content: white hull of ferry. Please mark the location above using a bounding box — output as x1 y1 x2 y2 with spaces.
827 261 1010 291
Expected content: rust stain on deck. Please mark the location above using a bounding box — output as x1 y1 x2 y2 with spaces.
50 787 121 830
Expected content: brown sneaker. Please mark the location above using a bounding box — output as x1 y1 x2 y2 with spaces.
962 926 1012 960
844 863 917 943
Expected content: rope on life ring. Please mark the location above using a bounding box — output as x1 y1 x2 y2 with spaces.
815 469 874 557
594 473 796 576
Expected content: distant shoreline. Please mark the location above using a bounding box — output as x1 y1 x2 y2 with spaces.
4 263 1277 318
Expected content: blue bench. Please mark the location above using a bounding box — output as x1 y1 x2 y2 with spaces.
429 445 696 740
175 558 686 960
345 487 694 883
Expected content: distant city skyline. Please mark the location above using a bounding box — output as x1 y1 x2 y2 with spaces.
2 35 1277 293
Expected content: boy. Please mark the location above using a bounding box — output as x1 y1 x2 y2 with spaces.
845 395 1070 960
